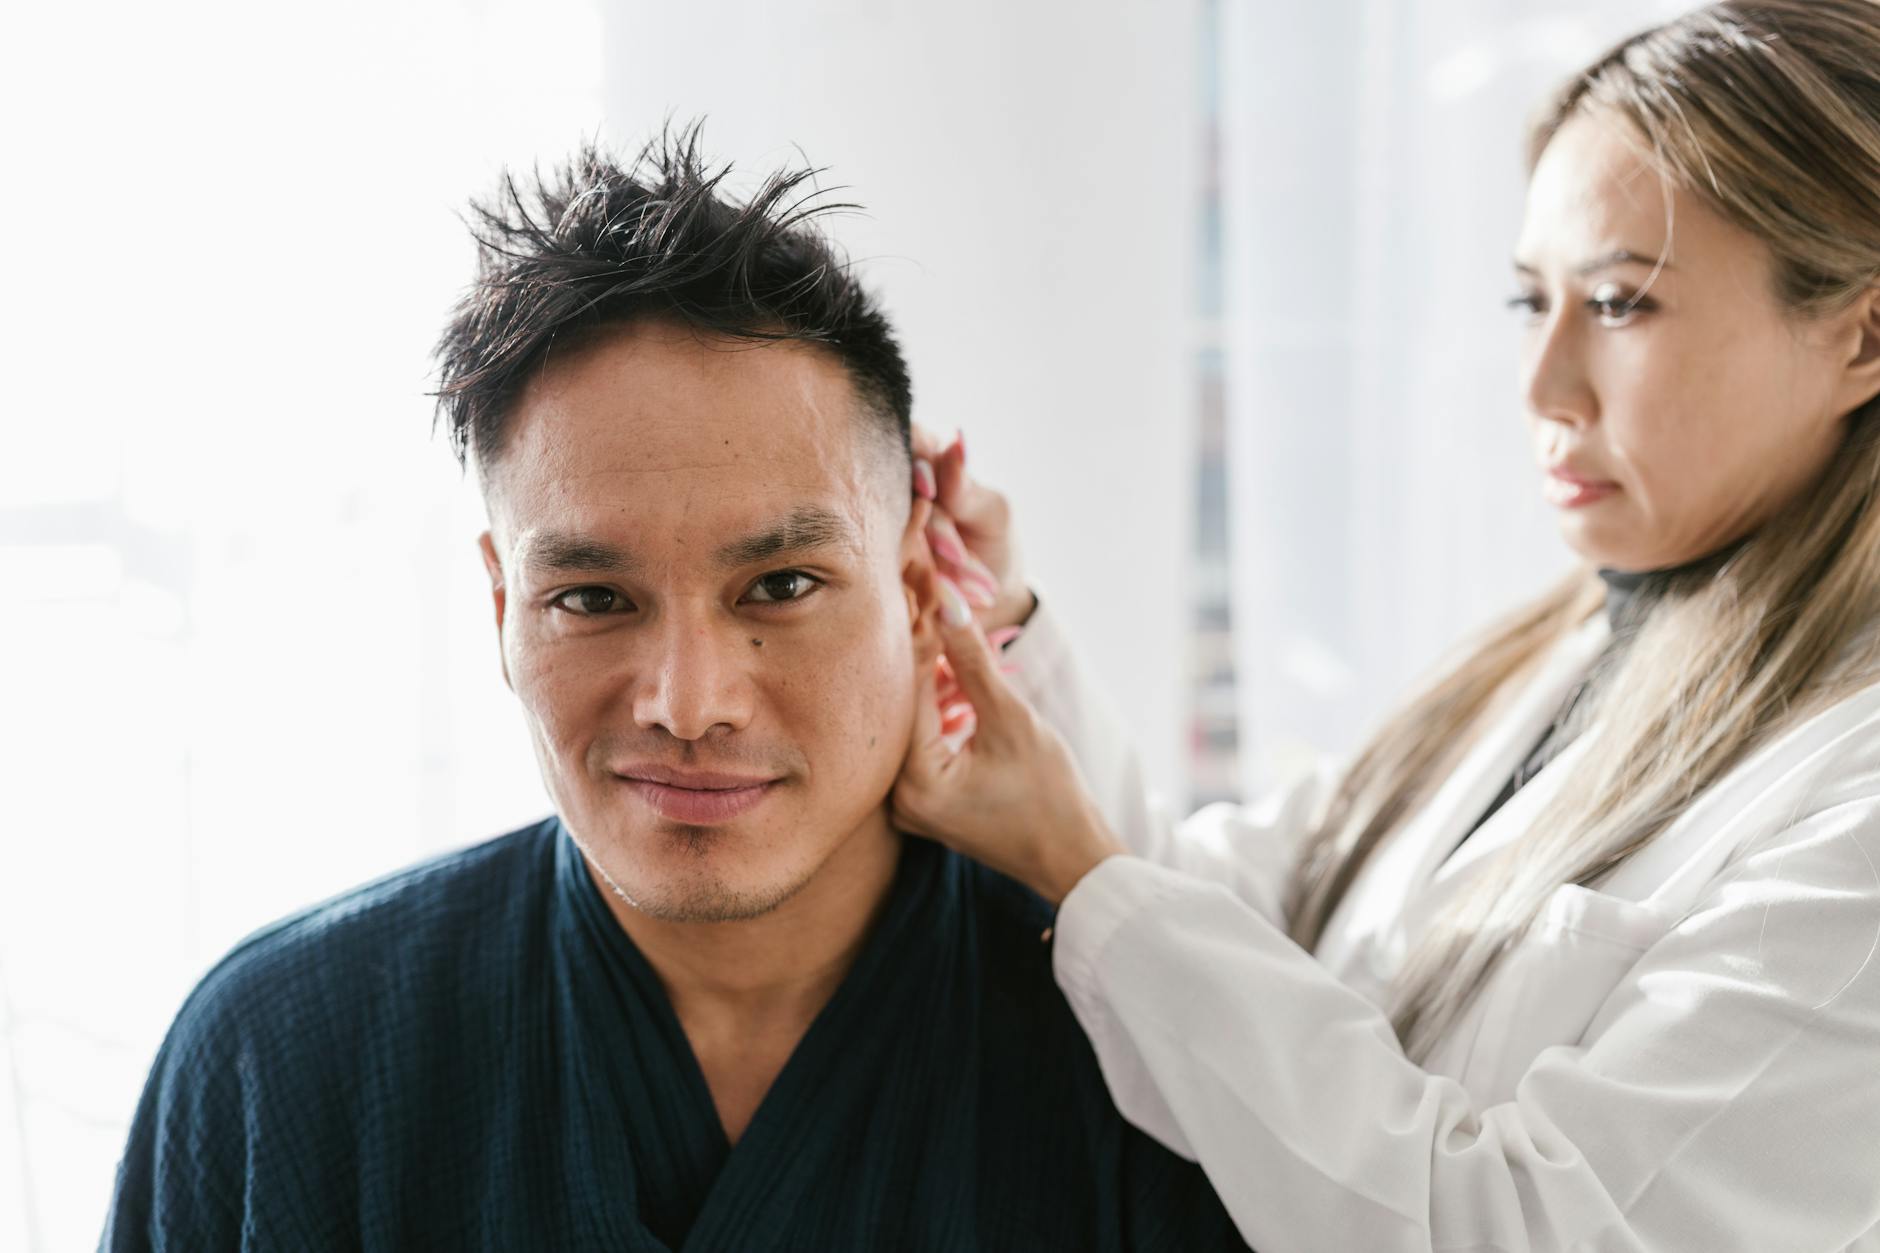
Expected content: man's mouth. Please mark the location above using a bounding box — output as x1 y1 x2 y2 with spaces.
613 764 782 825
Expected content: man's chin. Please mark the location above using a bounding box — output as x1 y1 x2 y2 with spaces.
591 846 818 925
624 878 800 924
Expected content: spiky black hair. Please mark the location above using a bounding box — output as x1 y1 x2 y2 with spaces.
432 122 912 476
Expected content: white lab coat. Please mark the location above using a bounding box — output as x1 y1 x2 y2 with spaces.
1007 598 1880 1252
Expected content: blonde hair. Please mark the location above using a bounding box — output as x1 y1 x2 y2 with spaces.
1279 0 1880 1063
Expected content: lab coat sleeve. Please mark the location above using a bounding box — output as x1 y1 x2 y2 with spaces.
1004 594 1341 927
1051 797 1880 1252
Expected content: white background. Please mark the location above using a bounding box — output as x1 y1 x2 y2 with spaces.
2 1 1693 1246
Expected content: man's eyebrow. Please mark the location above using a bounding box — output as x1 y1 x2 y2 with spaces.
714 506 860 567
515 530 639 575
1512 249 1673 278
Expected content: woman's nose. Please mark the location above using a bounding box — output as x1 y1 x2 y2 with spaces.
1522 310 1597 429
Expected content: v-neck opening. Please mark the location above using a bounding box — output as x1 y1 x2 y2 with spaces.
554 820 950 1250
681 838 949 1249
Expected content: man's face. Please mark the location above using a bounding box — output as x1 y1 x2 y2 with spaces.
478 321 932 922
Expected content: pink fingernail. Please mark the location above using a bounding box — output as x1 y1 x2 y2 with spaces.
927 525 968 567
957 564 1000 600
938 576 973 627
913 458 937 501
962 576 998 609
988 626 1024 649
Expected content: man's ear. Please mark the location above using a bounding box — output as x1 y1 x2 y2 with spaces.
1832 285 1880 419
899 497 942 667
477 530 514 692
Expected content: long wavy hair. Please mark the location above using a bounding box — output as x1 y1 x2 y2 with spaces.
1278 0 1880 1064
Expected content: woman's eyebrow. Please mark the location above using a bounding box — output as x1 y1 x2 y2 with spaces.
713 506 860 567
1512 249 1673 278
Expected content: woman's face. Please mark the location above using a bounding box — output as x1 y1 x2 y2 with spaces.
1512 110 1859 573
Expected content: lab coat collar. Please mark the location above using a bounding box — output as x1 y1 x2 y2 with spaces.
1314 611 1613 983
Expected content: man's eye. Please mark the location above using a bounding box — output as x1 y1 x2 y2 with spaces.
742 570 823 605
550 587 632 616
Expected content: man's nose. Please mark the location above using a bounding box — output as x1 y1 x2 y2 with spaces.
1522 309 1597 430
630 612 756 742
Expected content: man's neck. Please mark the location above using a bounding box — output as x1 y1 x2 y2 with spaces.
583 813 905 1144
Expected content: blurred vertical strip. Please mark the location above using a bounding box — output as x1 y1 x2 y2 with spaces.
0 960 37 1253
1189 0 1242 810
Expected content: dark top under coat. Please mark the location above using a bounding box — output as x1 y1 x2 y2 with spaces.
1446 543 1744 861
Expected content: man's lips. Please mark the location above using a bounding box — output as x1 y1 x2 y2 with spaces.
613 764 783 825
616 764 779 790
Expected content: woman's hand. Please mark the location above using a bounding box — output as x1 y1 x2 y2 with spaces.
912 425 1036 634
893 580 1128 906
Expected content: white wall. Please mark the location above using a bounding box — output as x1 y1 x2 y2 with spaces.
600 0 1204 806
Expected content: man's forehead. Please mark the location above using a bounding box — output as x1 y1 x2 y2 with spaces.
494 321 900 488
510 323 862 459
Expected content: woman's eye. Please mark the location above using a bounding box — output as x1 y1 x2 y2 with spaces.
743 570 823 605
1588 284 1652 327
1505 292 1545 321
551 586 632 616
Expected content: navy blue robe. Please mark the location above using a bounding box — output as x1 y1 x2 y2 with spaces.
101 817 1249 1251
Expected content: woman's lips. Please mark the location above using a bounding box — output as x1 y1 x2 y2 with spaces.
621 777 778 824
1543 469 1619 509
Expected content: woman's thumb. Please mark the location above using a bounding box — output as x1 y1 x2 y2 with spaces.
935 577 1012 719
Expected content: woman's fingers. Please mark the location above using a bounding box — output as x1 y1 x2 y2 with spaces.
900 581 1124 902
939 707 977 755
931 430 968 514
911 422 949 463
927 513 1001 606
935 578 1020 730
911 428 1031 633
894 641 972 839
905 639 951 772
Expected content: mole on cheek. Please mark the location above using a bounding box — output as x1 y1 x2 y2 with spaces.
750 638 763 648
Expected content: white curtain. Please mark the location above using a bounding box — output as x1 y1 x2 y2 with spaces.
1219 0 1700 796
